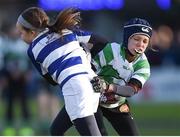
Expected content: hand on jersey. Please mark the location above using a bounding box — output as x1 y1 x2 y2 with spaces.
91 76 109 93
91 76 118 104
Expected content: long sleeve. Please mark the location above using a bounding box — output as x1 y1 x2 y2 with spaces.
88 34 109 58
74 29 109 57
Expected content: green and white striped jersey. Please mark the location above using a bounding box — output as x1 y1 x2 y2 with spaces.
92 42 150 108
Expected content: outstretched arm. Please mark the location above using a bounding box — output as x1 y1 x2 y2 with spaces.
91 76 142 97
74 29 109 57
88 34 109 57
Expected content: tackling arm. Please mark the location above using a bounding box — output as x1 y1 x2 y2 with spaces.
107 78 142 97
91 76 142 97
88 34 109 58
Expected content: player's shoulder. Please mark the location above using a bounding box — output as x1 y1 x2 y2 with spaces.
110 42 121 46
106 42 122 50
73 29 92 36
133 53 150 70
140 53 148 60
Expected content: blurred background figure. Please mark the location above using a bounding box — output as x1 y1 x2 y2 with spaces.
0 0 180 136
0 23 61 135
0 24 33 135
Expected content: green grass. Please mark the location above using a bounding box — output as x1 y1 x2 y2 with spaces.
66 103 180 136
131 103 180 136
132 103 180 119
0 99 180 136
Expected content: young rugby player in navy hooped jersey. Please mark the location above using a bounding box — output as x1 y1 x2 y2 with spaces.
16 7 104 136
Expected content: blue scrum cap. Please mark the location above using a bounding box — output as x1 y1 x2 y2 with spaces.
123 18 152 47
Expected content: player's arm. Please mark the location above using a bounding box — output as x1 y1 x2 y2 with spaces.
75 29 109 57
28 50 58 86
112 57 150 97
43 74 58 86
107 78 142 97
88 34 109 58
91 76 141 97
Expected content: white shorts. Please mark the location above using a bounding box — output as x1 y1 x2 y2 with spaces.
62 74 100 121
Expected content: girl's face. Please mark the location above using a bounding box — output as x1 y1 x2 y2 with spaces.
127 34 150 56
16 22 36 44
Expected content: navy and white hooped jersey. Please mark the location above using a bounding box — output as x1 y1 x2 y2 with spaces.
27 29 95 90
